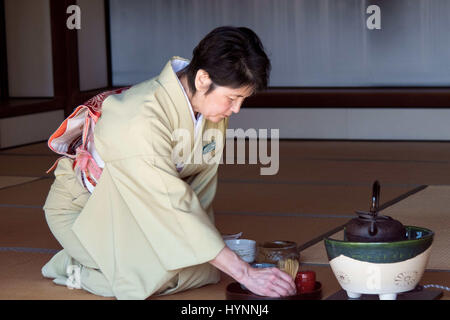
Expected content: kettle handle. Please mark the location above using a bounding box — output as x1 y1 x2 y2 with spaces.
370 180 380 214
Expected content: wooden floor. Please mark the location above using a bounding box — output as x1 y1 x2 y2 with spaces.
0 140 449 300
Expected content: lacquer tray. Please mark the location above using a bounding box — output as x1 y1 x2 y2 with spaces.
225 281 322 300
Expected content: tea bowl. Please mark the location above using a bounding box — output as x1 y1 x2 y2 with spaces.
255 240 299 264
324 226 434 300
251 262 277 269
225 239 256 263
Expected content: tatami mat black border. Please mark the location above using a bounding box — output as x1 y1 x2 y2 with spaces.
216 211 354 219
0 247 58 254
219 179 424 188
0 176 50 192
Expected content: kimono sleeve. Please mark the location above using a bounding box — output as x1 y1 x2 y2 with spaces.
185 163 220 223
104 155 225 271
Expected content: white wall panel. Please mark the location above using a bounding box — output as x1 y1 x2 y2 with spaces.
109 0 450 87
227 108 450 140
0 110 64 148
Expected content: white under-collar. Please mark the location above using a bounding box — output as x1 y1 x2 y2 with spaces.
171 59 203 138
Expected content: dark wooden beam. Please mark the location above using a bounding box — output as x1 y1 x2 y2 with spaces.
104 0 112 88
244 87 450 108
0 97 64 118
0 0 9 100
49 0 80 116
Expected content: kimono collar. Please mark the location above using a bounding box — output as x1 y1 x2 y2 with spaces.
157 56 199 137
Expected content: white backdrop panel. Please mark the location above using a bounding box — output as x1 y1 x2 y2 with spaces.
109 0 450 88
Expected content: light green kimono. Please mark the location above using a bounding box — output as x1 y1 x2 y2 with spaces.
43 57 228 299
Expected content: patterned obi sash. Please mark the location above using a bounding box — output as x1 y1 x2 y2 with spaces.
47 87 130 192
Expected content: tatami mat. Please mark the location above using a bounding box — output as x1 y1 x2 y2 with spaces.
275 141 450 162
0 141 53 156
1 141 450 300
0 176 41 189
383 185 450 270
0 207 60 249
0 176 411 218
300 230 344 265
215 183 414 216
0 178 53 207
219 160 450 185
0 155 58 177
1 174 413 217
215 214 347 248
0 251 111 300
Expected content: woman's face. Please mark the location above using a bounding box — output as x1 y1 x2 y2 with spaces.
195 84 254 123
188 70 254 123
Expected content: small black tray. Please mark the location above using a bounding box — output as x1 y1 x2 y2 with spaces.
226 281 322 300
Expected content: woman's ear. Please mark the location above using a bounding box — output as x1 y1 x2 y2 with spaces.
194 69 212 94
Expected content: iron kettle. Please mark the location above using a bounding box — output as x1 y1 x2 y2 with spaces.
345 181 407 243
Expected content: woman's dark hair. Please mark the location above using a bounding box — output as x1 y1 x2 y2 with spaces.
181 26 271 95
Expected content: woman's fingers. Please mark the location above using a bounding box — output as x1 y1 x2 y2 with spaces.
268 279 295 297
258 268 296 295
245 267 297 297
272 268 297 293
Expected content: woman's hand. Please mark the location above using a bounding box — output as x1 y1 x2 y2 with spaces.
240 265 296 297
209 246 296 297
